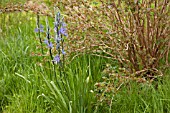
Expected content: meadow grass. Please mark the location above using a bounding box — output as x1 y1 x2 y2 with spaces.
0 12 106 113
0 3 170 113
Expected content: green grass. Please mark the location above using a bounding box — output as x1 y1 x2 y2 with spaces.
0 0 26 6
0 7 170 113
111 77 170 113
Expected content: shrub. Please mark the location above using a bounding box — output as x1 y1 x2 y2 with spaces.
56 0 170 78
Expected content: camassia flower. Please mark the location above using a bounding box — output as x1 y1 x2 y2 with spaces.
50 11 67 66
44 39 53 48
35 24 44 33
61 49 66 55
60 21 68 36
53 54 60 63
56 35 62 41
62 22 66 27
59 27 67 36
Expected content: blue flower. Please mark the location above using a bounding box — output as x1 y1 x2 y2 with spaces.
34 28 39 33
55 35 62 42
40 29 44 32
59 27 68 36
44 40 53 48
53 54 60 63
34 24 44 33
40 24 44 29
54 26 57 32
57 37 62 41
48 42 53 48
61 49 66 55
62 22 67 27
44 39 48 44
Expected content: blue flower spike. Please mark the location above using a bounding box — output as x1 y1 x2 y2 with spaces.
52 11 68 65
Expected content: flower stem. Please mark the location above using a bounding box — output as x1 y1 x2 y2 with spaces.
37 13 44 55
46 17 56 79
